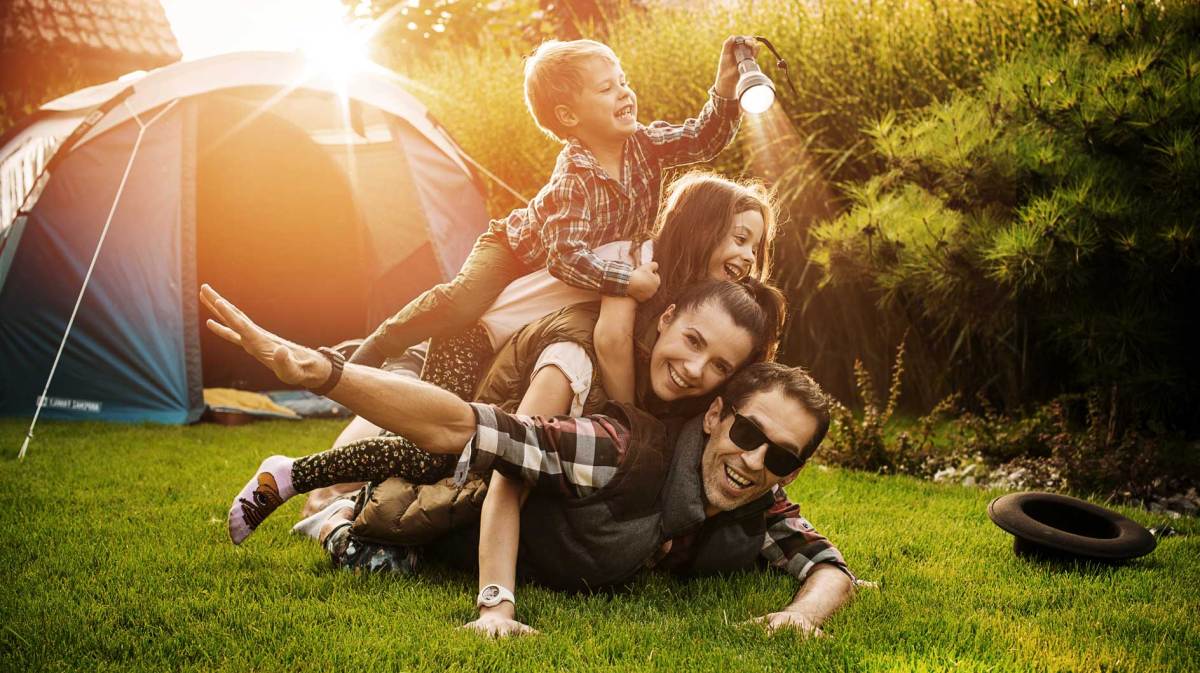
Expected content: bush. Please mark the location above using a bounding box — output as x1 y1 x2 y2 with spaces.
811 1 1200 427
820 350 1197 501
822 341 957 476
382 0 1076 227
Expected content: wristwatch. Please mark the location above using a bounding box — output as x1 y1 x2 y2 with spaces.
309 346 346 396
475 584 515 609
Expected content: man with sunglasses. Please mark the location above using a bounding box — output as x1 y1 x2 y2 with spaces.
201 284 855 638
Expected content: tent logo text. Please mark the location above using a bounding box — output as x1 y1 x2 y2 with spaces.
35 396 102 413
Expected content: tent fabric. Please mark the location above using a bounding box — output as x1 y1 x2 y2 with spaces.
0 107 193 422
0 52 489 424
41 52 476 180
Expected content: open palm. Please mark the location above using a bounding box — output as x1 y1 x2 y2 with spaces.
199 284 325 387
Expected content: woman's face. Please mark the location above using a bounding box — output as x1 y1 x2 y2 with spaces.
707 209 766 282
649 301 755 401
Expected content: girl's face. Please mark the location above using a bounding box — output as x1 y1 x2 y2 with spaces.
706 209 765 282
649 301 755 402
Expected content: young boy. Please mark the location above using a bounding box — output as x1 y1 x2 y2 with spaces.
348 36 758 368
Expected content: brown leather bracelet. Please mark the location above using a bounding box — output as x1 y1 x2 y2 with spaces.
309 347 346 397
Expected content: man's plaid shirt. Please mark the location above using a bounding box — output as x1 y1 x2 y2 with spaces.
456 403 852 583
501 89 741 297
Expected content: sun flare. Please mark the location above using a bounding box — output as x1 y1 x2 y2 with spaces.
162 0 372 71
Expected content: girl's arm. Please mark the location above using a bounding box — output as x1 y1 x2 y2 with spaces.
466 365 575 637
593 294 639 404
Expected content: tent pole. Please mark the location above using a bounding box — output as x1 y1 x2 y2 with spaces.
4 87 135 235
18 99 179 461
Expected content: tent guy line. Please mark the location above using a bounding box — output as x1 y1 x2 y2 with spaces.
18 98 181 460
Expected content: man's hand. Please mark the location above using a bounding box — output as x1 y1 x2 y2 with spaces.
748 565 853 637
200 284 331 388
715 35 760 99
627 261 660 303
463 606 537 638
746 611 827 637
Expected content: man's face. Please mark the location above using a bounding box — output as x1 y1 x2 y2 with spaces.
699 389 817 515
558 56 638 145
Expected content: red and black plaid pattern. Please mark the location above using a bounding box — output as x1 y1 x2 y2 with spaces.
760 485 853 582
503 89 741 296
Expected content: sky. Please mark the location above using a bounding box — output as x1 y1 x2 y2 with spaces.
159 0 355 61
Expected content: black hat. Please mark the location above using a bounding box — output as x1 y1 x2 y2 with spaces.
987 492 1156 562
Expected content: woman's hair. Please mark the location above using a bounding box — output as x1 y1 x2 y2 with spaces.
634 172 779 332
669 277 787 365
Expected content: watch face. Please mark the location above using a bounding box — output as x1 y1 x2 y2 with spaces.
481 586 500 603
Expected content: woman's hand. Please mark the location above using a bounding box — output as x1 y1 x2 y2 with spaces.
200 284 330 388
463 605 537 638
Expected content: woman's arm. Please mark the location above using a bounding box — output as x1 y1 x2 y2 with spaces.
466 365 575 637
593 294 639 404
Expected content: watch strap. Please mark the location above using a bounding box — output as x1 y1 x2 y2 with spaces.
310 347 346 396
475 584 516 609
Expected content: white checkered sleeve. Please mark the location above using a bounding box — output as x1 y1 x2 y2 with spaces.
454 403 628 499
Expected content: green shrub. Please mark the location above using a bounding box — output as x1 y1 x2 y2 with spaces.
820 347 1197 500
811 0 1200 427
384 0 1076 218
822 341 957 475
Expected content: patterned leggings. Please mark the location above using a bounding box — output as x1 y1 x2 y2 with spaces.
291 324 493 493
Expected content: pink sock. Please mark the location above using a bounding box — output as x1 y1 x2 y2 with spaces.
228 455 296 545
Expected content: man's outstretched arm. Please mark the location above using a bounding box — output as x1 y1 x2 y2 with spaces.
200 284 474 454
754 486 856 635
753 564 854 635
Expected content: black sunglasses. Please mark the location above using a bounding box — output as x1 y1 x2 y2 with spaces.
727 404 805 476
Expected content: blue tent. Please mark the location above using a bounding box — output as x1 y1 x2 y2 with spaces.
0 52 488 424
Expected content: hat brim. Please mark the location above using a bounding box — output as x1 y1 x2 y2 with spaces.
987 492 1156 561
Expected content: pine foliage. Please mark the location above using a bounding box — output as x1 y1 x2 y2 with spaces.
812 1 1200 426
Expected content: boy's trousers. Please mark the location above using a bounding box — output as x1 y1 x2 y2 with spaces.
354 224 530 366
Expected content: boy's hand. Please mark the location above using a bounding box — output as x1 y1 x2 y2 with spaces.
715 35 760 100
627 261 660 302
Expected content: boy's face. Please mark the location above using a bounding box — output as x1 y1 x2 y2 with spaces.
557 56 637 145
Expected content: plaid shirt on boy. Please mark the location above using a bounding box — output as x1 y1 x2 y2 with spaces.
502 89 741 297
455 402 851 583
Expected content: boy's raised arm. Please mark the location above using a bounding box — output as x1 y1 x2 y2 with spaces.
642 36 760 168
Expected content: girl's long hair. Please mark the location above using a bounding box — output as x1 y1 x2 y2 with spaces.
634 172 780 347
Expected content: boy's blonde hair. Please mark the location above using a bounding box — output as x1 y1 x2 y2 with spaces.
524 39 620 142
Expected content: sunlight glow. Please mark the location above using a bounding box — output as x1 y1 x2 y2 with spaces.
162 0 368 64
296 5 372 79
163 0 381 193
742 105 837 224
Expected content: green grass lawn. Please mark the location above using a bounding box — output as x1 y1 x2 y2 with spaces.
1 418 1196 672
